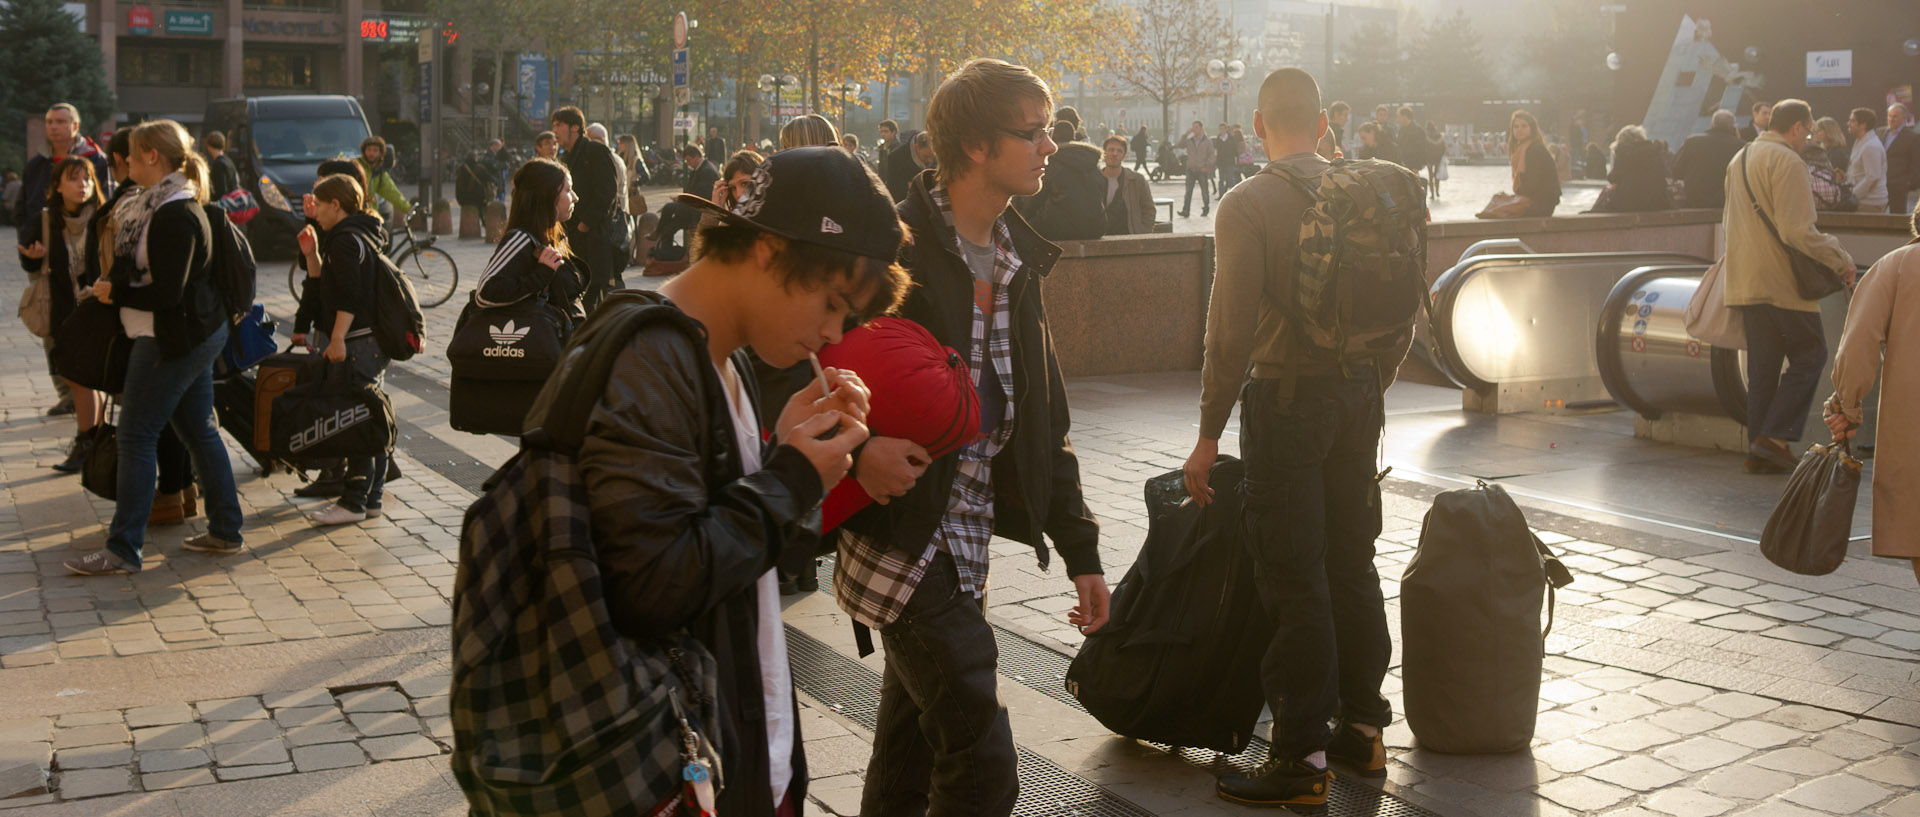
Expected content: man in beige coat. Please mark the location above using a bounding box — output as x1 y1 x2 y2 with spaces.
1721 99 1855 473
1827 209 1919 584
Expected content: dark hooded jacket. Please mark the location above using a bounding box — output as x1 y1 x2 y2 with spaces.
1016 141 1108 241
294 212 387 339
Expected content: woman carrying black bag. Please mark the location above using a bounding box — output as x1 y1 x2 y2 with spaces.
21 156 106 472
444 159 583 436
64 120 245 576
299 174 395 527
473 158 584 322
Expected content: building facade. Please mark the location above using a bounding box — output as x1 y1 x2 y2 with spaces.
89 0 450 128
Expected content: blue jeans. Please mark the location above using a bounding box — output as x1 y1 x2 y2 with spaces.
1238 371 1393 761
1182 172 1212 214
107 325 244 568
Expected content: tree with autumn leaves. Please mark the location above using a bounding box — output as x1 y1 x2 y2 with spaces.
430 0 1124 136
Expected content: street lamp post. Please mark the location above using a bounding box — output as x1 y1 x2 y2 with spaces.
1205 58 1246 125
832 81 864 130
758 73 800 134
642 83 662 147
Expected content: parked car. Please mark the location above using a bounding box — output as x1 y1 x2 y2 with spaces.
202 95 374 258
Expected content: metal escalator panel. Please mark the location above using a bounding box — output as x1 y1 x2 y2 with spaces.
1430 252 1711 392
1595 265 1748 422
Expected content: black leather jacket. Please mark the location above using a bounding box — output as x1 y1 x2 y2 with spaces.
838 170 1103 577
571 291 820 815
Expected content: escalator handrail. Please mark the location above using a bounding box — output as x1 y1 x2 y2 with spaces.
1457 238 1539 265
1430 251 1713 392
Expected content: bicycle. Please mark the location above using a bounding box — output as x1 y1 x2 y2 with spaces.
286 202 460 308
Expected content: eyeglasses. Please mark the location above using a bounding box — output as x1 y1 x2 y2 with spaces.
998 125 1054 144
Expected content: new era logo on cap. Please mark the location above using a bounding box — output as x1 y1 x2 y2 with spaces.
821 216 843 234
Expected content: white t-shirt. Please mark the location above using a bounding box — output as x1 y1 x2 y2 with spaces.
713 357 795 806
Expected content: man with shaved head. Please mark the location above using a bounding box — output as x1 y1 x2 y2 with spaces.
1185 66 1424 808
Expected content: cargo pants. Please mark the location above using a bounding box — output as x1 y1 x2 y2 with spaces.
1238 368 1394 761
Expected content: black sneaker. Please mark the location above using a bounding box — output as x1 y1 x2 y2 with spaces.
47 399 74 417
1217 758 1330 808
1327 724 1387 778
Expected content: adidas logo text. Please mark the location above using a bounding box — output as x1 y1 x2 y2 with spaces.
288 404 372 454
483 346 526 358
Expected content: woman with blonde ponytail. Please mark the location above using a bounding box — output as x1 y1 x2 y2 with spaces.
65 119 245 576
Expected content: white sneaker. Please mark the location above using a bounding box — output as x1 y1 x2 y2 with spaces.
310 504 368 526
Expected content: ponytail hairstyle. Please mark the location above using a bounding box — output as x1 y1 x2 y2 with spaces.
130 119 209 203
506 157 571 254
311 174 368 219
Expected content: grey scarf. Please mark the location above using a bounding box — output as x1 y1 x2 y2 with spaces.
110 171 193 264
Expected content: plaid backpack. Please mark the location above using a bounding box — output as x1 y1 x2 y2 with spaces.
1261 158 1430 389
451 296 724 816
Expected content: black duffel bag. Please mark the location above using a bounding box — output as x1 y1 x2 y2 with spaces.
54 297 133 393
447 293 570 435
1065 456 1273 753
267 360 395 460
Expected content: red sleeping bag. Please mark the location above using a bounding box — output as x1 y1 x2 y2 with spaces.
816 317 981 531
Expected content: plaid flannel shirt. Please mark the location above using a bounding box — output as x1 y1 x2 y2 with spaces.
834 184 1019 630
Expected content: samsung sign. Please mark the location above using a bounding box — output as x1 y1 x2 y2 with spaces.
1806 50 1852 88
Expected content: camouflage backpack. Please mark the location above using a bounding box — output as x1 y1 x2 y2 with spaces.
1261 158 1429 382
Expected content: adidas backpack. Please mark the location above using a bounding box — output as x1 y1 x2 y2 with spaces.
1261 158 1429 378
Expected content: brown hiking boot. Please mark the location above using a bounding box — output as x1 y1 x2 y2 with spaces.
1327 723 1387 778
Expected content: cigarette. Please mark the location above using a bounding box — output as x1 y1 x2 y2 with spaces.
809 352 831 400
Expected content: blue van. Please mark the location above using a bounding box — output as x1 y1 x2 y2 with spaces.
202 95 373 257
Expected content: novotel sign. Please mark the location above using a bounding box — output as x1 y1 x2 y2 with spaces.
242 16 345 39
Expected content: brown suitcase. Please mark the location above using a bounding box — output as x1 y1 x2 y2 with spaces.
254 351 323 452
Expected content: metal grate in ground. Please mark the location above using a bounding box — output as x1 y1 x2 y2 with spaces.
785 626 1157 817
380 360 1440 817
812 556 1445 817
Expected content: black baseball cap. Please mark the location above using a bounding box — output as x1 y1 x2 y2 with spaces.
676 146 903 262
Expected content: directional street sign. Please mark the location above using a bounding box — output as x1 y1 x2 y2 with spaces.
672 11 690 106
673 47 690 106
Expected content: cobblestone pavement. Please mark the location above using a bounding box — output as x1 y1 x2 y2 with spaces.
2 219 1916 816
